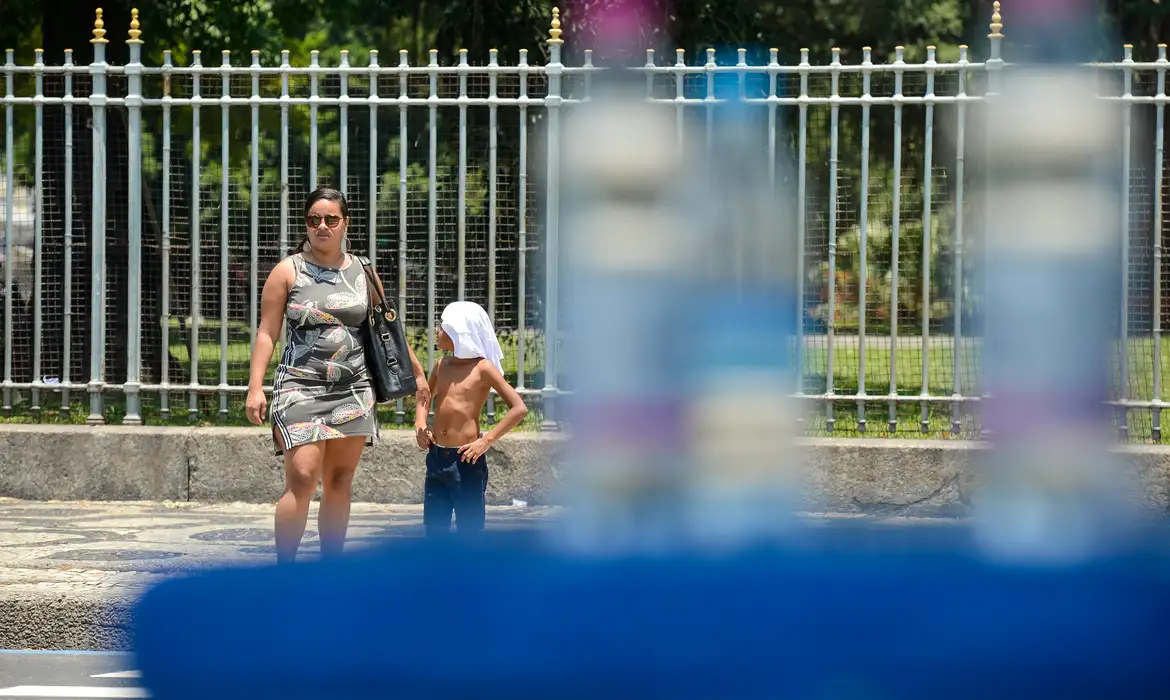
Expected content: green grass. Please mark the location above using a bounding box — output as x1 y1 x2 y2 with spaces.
1 320 549 431
796 336 1166 440
798 339 979 439
802 337 1170 402
161 319 545 387
4 331 1168 441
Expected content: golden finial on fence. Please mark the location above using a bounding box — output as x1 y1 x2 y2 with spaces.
989 1 1003 39
91 8 109 44
127 8 143 45
549 7 563 45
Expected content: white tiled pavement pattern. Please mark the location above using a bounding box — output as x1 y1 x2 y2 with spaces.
0 499 560 595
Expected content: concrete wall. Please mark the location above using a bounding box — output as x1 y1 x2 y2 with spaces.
1 425 1169 516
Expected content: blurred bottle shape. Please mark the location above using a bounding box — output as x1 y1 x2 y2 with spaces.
553 52 802 556
680 94 802 550
971 0 1143 565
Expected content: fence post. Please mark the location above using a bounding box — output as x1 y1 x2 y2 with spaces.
987 2 1004 93
517 48 530 398
339 49 349 197
487 47 500 424
858 46 873 432
86 9 110 426
426 49 438 376
395 49 408 424
277 50 289 369
188 49 203 422
541 8 564 431
309 50 319 190
979 3 1003 440
951 44 969 436
32 48 44 417
457 49 469 301
826 47 841 433
160 50 172 420
62 47 75 418
218 49 231 421
1120 45 1135 440
797 47 810 414
123 9 144 425
2 48 13 418
920 45 937 434
278 50 289 262
249 50 261 355
367 48 379 268
1155 43 1167 442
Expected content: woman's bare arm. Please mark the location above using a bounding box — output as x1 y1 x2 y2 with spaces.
249 259 294 393
406 344 431 426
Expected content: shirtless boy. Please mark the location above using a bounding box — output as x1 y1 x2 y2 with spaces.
418 301 528 535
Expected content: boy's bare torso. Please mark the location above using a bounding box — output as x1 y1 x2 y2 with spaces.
430 357 492 447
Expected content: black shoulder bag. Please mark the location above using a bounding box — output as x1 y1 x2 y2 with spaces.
356 256 418 403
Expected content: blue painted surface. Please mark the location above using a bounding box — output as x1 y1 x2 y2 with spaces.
133 525 1170 700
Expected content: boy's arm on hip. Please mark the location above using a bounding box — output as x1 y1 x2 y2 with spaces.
480 361 529 444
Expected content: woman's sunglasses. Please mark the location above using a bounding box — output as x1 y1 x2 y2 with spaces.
307 214 343 228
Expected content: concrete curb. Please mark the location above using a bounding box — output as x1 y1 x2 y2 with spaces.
0 590 138 651
1 426 1169 515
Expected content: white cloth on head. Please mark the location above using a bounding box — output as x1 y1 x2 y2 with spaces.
440 301 504 373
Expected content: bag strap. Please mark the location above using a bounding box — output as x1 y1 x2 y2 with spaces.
355 255 391 313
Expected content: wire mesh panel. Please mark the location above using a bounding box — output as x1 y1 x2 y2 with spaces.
638 45 987 438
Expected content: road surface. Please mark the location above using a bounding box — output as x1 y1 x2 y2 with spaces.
0 651 144 698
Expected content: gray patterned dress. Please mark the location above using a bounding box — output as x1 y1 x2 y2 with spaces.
270 253 378 456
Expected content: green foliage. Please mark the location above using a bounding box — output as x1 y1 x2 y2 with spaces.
0 0 1150 340
0 0 1161 70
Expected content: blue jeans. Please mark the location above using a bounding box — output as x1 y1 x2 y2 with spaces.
423 444 488 536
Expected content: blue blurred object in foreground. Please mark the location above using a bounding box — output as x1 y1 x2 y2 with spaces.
134 528 1170 700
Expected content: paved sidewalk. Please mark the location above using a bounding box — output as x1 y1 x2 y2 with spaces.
0 498 559 650
0 498 980 651
0 498 561 588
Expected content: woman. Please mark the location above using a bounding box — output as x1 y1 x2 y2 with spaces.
246 187 430 564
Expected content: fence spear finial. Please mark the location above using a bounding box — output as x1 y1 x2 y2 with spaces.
989 1 1004 39
549 7 563 45
128 8 143 45
91 8 109 44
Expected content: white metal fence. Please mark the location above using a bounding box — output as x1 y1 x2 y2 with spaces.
0 4 1167 438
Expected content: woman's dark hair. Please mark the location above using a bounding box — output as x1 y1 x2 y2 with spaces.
297 187 350 253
